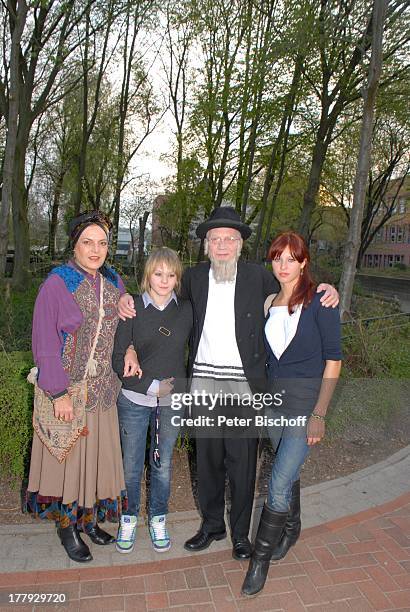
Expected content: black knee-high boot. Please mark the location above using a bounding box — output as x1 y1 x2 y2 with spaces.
241 504 287 597
271 480 301 561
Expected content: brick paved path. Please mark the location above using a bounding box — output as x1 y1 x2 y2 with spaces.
0 492 409 611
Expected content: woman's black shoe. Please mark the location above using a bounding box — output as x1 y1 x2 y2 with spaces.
85 524 115 545
58 524 93 563
241 505 287 597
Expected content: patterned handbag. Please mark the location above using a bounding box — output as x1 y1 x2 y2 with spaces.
28 370 88 463
28 276 106 463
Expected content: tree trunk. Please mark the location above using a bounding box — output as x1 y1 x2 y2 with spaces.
261 126 292 257
112 2 139 254
136 210 149 282
196 238 205 264
0 0 28 277
74 8 90 215
112 134 125 254
240 3 275 222
48 169 66 259
252 59 302 260
177 191 190 258
234 4 252 213
12 123 31 288
297 5 375 239
339 0 387 319
298 125 328 239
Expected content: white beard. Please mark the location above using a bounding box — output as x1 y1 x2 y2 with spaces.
210 256 239 283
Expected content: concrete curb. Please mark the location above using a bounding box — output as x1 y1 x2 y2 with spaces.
0 445 408 535
0 445 408 573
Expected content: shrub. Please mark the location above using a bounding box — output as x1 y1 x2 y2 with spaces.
311 254 342 286
0 280 40 351
326 310 410 436
0 351 34 481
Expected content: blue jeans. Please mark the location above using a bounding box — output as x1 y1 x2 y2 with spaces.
117 392 180 518
265 409 310 512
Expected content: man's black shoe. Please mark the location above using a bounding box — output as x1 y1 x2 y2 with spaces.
232 537 252 560
184 529 227 552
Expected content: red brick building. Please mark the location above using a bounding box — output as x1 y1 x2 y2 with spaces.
151 195 168 247
363 176 410 269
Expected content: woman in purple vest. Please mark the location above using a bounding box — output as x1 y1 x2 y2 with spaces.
26 211 139 563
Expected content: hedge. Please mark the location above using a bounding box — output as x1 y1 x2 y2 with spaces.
0 351 34 481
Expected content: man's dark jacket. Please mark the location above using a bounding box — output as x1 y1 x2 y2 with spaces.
181 260 278 391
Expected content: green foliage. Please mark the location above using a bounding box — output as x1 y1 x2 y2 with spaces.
0 281 40 352
269 172 306 235
311 253 342 286
342 315 410 378
0 283 38 481
0 351 34 481
55 76 121 213
120 276 140 295
175 432 194 453
160 155 211 256
326 301 410 436
326 376 408 438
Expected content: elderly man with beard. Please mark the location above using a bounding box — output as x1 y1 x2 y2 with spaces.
118 207 338 561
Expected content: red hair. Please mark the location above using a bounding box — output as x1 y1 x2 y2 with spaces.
267 231 316 314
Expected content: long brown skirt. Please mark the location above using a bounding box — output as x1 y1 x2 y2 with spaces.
28 403 125 508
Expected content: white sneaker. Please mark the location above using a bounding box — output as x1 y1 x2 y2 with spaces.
116 515 137 553
149 515 171 552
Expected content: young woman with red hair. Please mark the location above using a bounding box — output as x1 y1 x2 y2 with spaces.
242 232 342 597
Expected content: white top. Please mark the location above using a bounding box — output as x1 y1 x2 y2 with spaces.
265 304 302 360
193 268 246 382
142 290 177 310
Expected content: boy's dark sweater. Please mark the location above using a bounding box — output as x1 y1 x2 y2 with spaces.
112 295 193 394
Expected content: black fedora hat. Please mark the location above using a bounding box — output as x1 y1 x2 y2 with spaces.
196 206 252 240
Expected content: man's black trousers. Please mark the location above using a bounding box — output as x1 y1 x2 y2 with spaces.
196 434 258 539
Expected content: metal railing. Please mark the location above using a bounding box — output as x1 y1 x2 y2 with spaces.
341 312 410 340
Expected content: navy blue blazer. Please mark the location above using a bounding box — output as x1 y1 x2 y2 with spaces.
265 291 342 414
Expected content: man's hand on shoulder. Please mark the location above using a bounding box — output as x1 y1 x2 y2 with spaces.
317 283 339 308
118 293 136 320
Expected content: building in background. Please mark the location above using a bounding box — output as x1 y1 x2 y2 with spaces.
363 176 410 269
151 195 168 247
114 227 133 261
